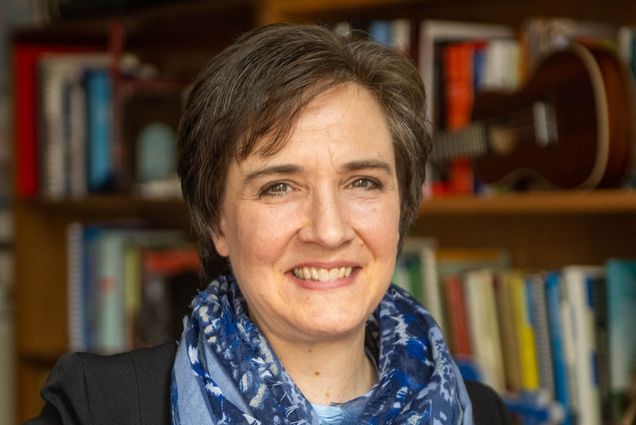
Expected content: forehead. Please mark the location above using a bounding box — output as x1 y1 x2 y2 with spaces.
244 83 394 167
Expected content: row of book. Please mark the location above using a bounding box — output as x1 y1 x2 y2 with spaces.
66 222 201 353
14 39 185 199
394 237 636 425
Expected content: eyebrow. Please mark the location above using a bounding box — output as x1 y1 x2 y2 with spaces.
242 159 393 185
243 164 303 185
343 159 393 174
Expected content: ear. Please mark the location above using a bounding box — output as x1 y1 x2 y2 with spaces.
211 216 230 257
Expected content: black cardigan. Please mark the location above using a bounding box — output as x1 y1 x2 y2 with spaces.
26 343 512 425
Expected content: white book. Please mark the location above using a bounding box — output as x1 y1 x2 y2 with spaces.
464 268 505 392
562 265 604 425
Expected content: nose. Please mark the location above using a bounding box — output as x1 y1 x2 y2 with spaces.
298 188 353 248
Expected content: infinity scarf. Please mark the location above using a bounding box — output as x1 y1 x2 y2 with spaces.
171 274 473 424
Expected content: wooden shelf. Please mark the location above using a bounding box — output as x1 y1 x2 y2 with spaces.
420 189 636 216
19 195 186 215
11 1 636 423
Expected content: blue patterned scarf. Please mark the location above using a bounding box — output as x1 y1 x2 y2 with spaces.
171 274 473 424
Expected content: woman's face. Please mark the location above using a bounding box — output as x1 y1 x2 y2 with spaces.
212 83 400 346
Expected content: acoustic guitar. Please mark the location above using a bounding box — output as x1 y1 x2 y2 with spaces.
430 44 634 189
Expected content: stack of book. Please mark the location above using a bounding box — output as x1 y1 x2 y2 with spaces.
66 222 200 353
395 237 636 424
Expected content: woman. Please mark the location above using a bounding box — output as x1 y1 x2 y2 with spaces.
29 24 511 424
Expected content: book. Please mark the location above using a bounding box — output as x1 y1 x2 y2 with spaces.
493 271 522 393
85 68 114 193
463 268 505 392
526 273 555 397
443 273 472 358
508 270 540 392
605 259 636 420
545 271 574 425
562 265 604 425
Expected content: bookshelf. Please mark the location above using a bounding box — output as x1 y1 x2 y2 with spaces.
10 0 636 423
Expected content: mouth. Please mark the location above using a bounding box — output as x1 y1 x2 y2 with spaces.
292 266 353 282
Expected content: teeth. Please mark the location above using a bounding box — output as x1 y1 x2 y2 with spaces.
293 266 353 282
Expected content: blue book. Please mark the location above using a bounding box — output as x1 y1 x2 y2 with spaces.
85 69 113 192
545 271 573 425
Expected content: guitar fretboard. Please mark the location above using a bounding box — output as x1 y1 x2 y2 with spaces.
430 124 488 163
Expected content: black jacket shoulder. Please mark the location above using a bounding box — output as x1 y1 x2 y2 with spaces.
25 343 176 425
27 343 511 425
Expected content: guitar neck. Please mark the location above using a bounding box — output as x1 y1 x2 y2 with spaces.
430 123 489 163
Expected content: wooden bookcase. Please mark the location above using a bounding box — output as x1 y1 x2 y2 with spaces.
11 0 636 422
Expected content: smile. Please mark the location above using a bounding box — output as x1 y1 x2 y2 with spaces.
293 266 353 281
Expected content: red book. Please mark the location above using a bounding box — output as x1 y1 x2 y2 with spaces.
443 273 472 357
13 43 99 198
443 42 477 194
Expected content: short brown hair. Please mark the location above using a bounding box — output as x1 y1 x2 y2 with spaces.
177 23 430 280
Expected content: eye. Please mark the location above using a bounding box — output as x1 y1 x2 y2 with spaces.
349 177 382 190
260 182 293 197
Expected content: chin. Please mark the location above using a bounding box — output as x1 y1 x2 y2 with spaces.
296 311 368 340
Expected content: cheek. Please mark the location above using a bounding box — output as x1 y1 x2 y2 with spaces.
350 195 401 246
231 204 302 264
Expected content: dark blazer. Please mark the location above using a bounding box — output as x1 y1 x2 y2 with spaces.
26 343 512 425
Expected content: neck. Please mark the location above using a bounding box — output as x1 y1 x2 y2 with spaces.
266 328 377 405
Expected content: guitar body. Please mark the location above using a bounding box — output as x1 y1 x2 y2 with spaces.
473 44 634 189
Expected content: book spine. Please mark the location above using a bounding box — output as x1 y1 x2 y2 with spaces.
563 266 602 425
511 271 540 391
96 232 126 353
85 69 113 192
67 222 85 351
545 271 574 425
606 259 636 419
443 274 472 357
528 274 556 396
494 271 522 393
